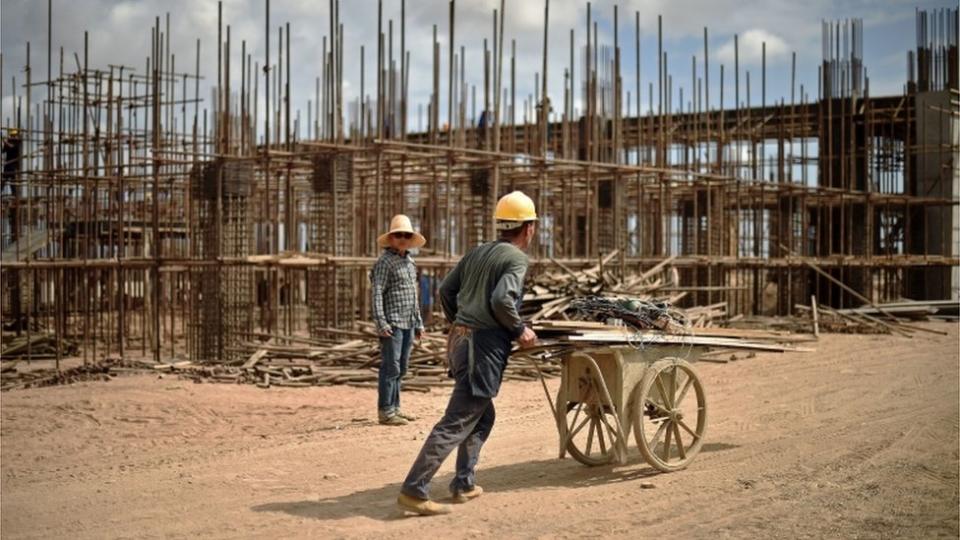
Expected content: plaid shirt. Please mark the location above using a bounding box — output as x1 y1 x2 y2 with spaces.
371 248 423 333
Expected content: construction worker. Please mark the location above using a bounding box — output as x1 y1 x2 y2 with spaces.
371 214 427 426
397 191 539 516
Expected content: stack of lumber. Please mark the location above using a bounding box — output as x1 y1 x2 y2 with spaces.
795 297 952 337
795 304 888 334
685 303 728 328
835 299 959 320
722 315 821 335
1 334 79 360
532 320 815 353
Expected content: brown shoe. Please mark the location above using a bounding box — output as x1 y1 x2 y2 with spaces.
396 410 417 421
397 493 452 516
452 485 483 504
379 415 408 426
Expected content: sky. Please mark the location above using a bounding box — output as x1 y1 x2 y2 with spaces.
0 0 956 138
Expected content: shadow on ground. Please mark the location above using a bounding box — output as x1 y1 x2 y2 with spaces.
252 441 738 522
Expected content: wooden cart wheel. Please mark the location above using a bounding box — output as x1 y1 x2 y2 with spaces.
629 358 707 472
556 369 622 466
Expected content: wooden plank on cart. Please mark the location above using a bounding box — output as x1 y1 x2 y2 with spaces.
565 332 814 352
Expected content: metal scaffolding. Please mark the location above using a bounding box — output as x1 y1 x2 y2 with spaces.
1 3 957 365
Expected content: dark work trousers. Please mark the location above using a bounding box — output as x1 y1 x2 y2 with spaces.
378 326 414 417
400 329 496 499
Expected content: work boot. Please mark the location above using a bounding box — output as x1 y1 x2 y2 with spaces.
395 410 418 421
397 493 452 516
452 485 483 504
379 414 408 426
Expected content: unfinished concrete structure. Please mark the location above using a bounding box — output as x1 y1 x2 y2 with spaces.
1 3 957 364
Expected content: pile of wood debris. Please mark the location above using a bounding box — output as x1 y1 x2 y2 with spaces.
514 252 824 360
165 323 561 390
169 253 814 388
794 298 955 337
6 252 952 392
523 251 689 322
1 334 78 360
0 358 154 391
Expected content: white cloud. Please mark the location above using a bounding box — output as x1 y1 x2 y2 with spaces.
0 0 933 134
716 29 790 66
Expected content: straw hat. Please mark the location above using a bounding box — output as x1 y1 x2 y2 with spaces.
377 214 427 248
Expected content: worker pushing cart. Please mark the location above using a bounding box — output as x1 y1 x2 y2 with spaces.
396 191 540 516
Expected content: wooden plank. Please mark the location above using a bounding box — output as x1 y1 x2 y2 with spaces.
636 255 677 282
810 295 820 338
688 327 816 343
564 331 814 352
534 320 612 329
242 349 268 370
548 256 582 282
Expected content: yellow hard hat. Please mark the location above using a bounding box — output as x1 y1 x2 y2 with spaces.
494 190 538 230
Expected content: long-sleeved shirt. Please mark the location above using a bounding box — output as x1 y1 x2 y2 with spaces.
370 248 423 334
439 240 529 398
439 240 528 338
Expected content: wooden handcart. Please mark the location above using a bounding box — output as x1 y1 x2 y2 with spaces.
553 343 707 472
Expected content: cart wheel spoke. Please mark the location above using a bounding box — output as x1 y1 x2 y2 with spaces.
670 365 679 406
678 418 700 441
675 376 694 408
649 418 669 449
597 407 619 437
567 402 584 433
673 422 686 459
662 421 673 461
569 411 592 440
585 415 596 456
597 417 607 455
645 397 671 416
655 374 673 409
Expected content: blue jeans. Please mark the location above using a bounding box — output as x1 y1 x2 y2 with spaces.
401 329 496 499
378 326 414 416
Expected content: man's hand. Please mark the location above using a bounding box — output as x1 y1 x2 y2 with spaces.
379 327 393 338
415 328 423 340
518 327 538 348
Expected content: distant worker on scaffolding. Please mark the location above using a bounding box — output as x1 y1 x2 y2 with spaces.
371 214 427 426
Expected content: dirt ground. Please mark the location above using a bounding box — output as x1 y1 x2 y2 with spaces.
2 324 958 539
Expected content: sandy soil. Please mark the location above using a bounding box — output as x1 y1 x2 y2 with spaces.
2 324 958 539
